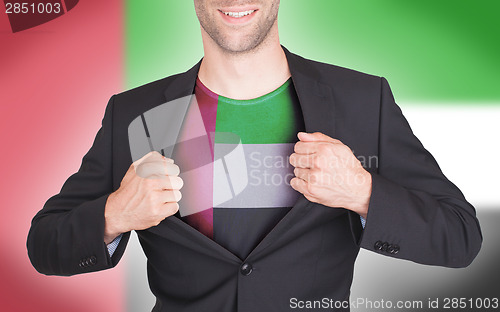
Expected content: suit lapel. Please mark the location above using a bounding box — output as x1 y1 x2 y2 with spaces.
163 60 201 102
283 46 336 136
245 48 338 257
155 47 338 261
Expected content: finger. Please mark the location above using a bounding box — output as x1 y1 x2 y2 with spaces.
136 162 180 178
293 167 311 182
290 178 319 203
290 177 314 197
161 202 180 217
294 141 325 155
158 190 182 203
142 154 175 165
289 153 315 168
294 168 323 186
290 176 305 192
164 158 174 164
298 132 342 144
134 151 175 167
165 162 180 176
126 151 163 183
133 151 162 167
135 162 165 178
152 176 183 190
160 176 184 190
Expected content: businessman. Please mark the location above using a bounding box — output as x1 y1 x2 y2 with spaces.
27 1 482 311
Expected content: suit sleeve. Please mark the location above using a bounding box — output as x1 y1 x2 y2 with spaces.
353 77 482 268
27 95 130 276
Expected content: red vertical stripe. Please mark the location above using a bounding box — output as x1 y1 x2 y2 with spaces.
196 77 219 159
173 80 219 239
0 1 124 311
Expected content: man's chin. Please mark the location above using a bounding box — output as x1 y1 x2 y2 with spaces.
216 36 266 55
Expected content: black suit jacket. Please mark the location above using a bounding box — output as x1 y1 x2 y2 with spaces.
27 47 482 311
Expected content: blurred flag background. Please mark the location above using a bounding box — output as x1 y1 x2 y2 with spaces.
1 1 498 311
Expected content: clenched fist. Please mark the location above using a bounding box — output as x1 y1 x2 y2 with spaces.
104 151 184 244
289 132 371 219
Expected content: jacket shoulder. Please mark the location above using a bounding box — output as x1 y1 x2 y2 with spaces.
109 70 196 124
291 52 382 88
113 73 183 104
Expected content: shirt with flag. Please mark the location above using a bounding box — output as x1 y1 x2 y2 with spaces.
173 76 306 260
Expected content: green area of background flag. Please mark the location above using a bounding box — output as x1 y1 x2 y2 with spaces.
1 1 498 311
126 0 500 102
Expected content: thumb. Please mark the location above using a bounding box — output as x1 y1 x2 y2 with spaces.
133 151 159 167
126 151 166 179
298 132 339 143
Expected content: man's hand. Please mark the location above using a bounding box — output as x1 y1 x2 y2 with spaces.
289 132 371 219
103 151 184 244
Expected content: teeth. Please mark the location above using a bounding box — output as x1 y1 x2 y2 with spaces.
222 10 255 18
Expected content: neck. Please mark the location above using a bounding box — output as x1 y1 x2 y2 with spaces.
198 24 291 100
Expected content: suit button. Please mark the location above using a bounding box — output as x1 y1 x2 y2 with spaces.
393 245 400 254
240 263 253 276
89 256 97 265
374 241 383 250
387 244 395 254
381 242 389 252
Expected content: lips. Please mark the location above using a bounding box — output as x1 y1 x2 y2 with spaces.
218 7 258 24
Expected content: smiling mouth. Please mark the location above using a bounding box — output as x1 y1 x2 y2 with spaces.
220 9 257 18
